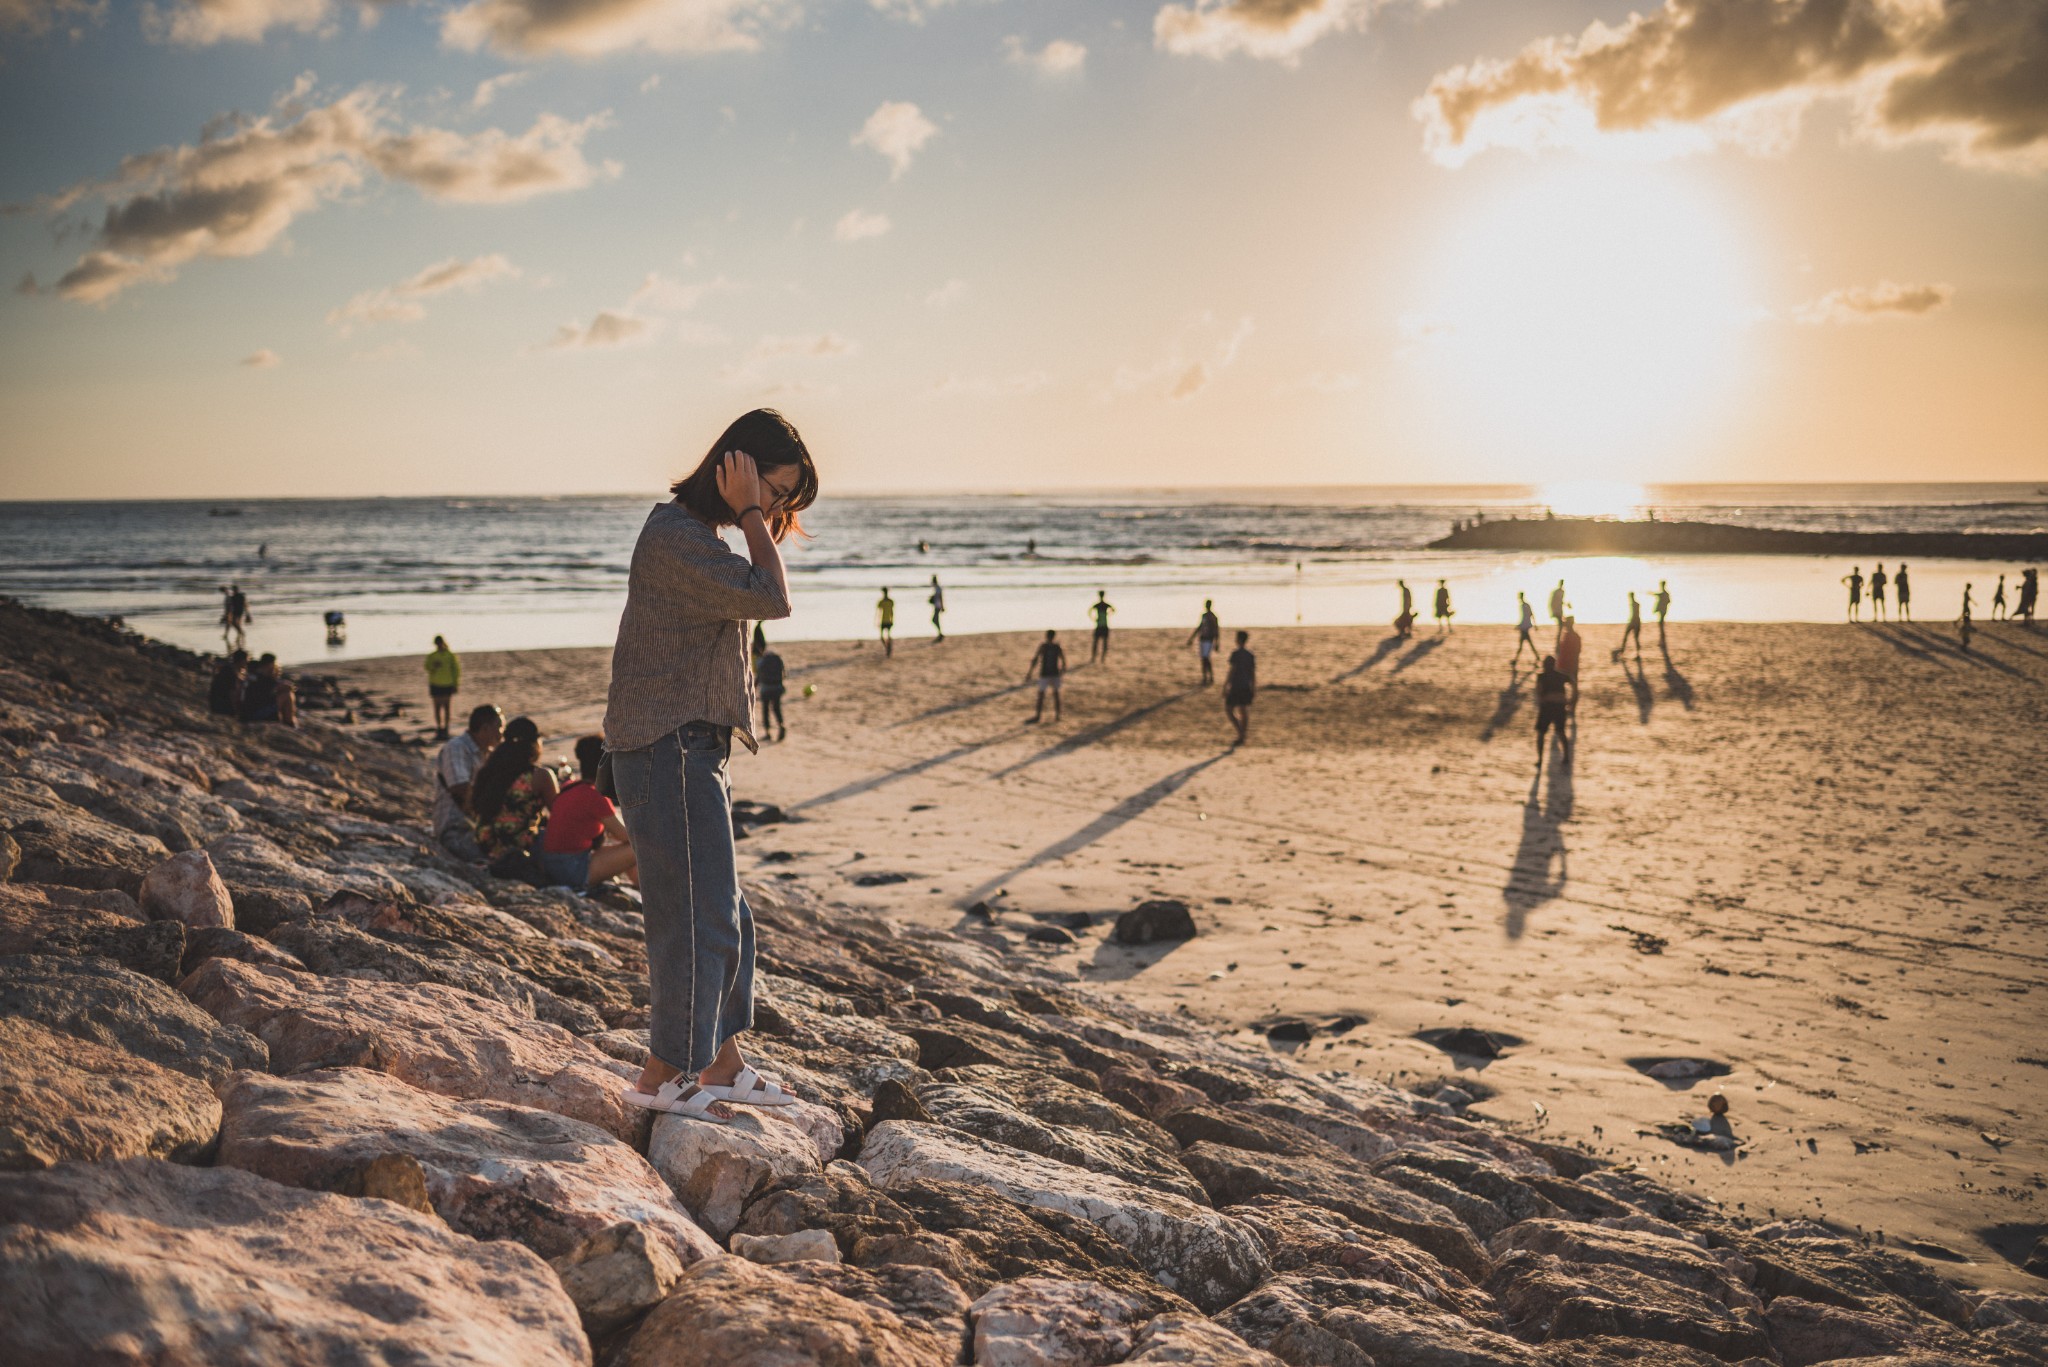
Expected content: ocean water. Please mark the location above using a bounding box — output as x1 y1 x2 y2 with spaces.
0 484 2041 666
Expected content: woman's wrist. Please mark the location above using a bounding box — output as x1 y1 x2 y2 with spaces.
735 505 766 525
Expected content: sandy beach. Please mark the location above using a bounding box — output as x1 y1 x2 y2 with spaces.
331 615 2048 1291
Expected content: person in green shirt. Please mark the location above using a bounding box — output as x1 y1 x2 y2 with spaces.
425 635 461 739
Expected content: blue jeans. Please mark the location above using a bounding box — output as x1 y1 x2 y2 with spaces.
609 722 755 1074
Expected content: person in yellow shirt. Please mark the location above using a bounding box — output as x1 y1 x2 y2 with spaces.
425 635 461 739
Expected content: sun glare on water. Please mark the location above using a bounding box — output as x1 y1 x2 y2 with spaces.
1537 480 1649 519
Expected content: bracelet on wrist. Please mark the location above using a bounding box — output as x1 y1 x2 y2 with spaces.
736 505 766 523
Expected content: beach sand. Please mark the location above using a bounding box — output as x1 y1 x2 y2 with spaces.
331 617 2048 1289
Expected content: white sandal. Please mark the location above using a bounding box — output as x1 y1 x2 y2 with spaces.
701 1064 797 1108
623 1077 734 1124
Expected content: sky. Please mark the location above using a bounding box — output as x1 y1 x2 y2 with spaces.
1 0 2043 499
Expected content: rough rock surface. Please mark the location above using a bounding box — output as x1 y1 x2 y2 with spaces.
648 1106 826 1238
139 848 235 929
0 1015 222 1170
180 956 645 1143
1127 1314 1288 1365
549 1221 686 1334
215 1067 717 1264
0 951 267 1084
969 1276 1148 1367
0 1157 590 1367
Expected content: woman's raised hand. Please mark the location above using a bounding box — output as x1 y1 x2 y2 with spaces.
716 450 765 521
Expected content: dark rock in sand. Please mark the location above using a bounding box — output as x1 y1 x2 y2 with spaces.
0 1016 222 1170
0 952 267 1085
1113 899 1197 945
1027 925 1076 945
1419 1025 1514 1059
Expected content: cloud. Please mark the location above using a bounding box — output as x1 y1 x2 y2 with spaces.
1153 0 1401 64
833 208 891 241
239 347 280 367
1004 35 1087 75
868 0 952 22
548 309 654 349
328 252 519 328
1 0 104 36
930 370 1051 397
1416 0 2048 174
1111 313 1253 399
852 101 938 179
543 270 730 352
752 331 856 359
142 0 332 45
41 83 615 304
925 277 967 308
441 0 790 58
471 71 529 109
1794 279 1954 324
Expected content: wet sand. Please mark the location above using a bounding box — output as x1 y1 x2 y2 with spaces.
331 618 2048 1289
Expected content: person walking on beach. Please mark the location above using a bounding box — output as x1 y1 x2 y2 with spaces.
1513 592 1537 665
1025 630 1065 723
1557 616 1584 711
1189 600 1221 683
1395 580 1415 638
1089 591 1114 662
1991 574 2009 621
606 408 818 1126
1433 579 1454 634
425 635 460 740
1534 654 1571 769
1614 591 1643 659
1895 563 1912 620
1224 630 1255 746
1843 567 1864 621
1654 580 1672 643
876 588 895 657
1548 580 1566 641
1870 564 1888 622
433 705 502 862
1958 584 1975 652
928 575 946 642
219 584 251 651
539 736 637 891
757 644 787 742
2018 567 2039 623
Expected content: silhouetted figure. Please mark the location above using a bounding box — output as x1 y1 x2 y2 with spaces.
1614 591 1642 658
2016 567 2039 623
425 635 460 739
239 653 297 727
1433 579 1453 634
1958 584 1974 652
219 583 251 651
1089 590 1114 662
757 646 786 741
1557 616 1583 711
1653 580 1672 642
1025 630 1065 723
1870 564 1888 621
209 650 247 717
1547 580 1566 640
1188 599 1220 683
1394 580 1415 639
1026 537 1037 556
1842 567 1863 621
751 621 768 661
928 575 945 642
1534 654 1570 769
1991 574 2008 621
324 611 346 646
1513 592 1537 665
1224 630 1255 746
1895 564 1912 620
877 588 895 656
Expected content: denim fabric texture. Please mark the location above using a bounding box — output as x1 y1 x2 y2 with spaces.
609 721 755 1074
539 849 591 889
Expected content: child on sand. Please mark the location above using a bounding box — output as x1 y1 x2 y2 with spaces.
757 645 787 742
1513 592 1536 665
1025 630 1065 723
1224 631 1255 745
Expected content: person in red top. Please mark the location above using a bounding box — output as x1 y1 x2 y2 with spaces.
542 736 637 890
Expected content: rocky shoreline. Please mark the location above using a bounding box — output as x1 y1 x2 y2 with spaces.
2 596 2044 1366
1428 520 2048 562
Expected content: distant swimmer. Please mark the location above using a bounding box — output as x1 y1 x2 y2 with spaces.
928 575 946 642
1895 563 1912 620
425 635 460 739
1224 630 1255 746
1534 653 1571 769
1433 579 1454 634
1188 599 1221 684
1991 574 2008 621
1548 579 1566 639
1842 567 1864 621
1654 580 1672 642
1395 580 1415 639
1089 590 1114 662
877 588 896 657
917 539 929 554
1513 592 1537 665
1025 629 1065 723
1557 615 1583 710
1870 564 1888 621
1614 591 1642 659
1027 537 1037 556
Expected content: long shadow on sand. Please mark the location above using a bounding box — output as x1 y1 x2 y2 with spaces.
1390 637 1444 674
1618 654 1654 723
893 681 1030 727
1896 624 2032 680
1977 624 2048 659
1479 668 1526 742
957 751 1229 908
986 688 1202 780
1331 633 1406 683
1864 623 1950 667
1659 644 1696 710
790 726 1023 812
1503 760 1573 940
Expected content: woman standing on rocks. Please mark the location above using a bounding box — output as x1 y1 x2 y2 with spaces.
608 409 819 1125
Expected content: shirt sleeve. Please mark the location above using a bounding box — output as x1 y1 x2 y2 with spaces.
651 523 793 623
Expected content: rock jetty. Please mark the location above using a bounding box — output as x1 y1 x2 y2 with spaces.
1429 519 2048 562
3 596 2045 1365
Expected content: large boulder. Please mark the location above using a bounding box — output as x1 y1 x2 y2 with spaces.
0 776 170 895
139 848 235 929
969 1277 1147 1367
612 1253 961 1367
1180 1141 1487 1280
0 882 143 951
916 1080 1209 1205
1488 1222 1757 1311
0 1157 589 1367
1126 1315 1286 1365
1223 1194 1497 1323
1487 1250 1775 1361
179 956 643 1143
549 1222 687 1335
0 1015 221 1170
0 952 266 1084
215 1068 717 1265
1763 1296 1961 1366
1372 1147 1566 1239
936 1064 1179 1154
858 1120 1268 1313
646 1106 826 1239
1217 1273 1540 1367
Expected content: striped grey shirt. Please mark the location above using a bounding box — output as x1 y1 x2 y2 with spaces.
604 502 791 753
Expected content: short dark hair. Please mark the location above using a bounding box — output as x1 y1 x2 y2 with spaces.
1045 629 1056 639
574 735 606 781
467 704 503 735
670 409 819 542
1235 630 1249 644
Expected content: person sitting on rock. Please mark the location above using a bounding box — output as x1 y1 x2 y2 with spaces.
539 735 637 890
237 654 297 727
433 705 501 862
470 717 557 865
208 650 247 717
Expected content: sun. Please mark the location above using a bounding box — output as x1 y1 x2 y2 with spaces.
1403 162 1756 481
